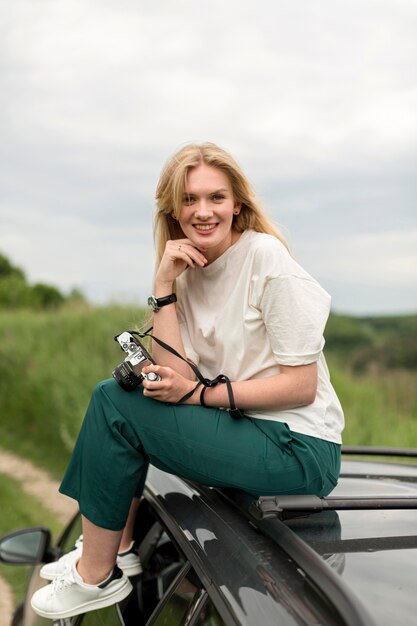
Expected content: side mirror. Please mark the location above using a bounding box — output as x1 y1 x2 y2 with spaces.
0 527 52 565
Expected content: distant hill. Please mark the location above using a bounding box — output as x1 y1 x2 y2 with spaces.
325 313 417 372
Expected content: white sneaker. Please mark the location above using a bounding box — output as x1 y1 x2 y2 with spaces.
116 541 143 576
31 562 132 619
40 543 83 580
40 537 142 580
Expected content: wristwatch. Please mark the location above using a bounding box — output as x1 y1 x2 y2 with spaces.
147 293 177 313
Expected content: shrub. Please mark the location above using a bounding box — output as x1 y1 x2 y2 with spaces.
0 251 85 311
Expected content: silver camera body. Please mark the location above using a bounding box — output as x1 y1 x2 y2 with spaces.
113 331 160 391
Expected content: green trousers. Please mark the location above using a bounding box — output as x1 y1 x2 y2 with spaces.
60 378 341 530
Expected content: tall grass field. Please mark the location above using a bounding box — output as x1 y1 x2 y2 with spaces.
1 305 416 478
0 305 146 476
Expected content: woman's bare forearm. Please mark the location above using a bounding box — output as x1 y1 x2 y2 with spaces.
150 281 194 379
188 363 318 412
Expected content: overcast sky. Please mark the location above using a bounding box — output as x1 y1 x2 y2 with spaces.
1 0 416 315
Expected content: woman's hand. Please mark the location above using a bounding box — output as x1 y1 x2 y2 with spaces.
141 364 199 404
155 239 207 288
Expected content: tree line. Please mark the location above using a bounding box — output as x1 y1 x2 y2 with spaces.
324 312 417 372
0 252 85 310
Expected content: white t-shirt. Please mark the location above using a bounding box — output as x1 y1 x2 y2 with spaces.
176 229 344 443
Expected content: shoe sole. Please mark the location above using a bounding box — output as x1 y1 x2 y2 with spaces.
30 578 133 619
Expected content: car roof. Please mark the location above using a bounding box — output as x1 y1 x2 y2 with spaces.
145 449 417 626
312 454 417 626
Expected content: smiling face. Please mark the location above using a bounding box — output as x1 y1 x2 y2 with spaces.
178 163 241 262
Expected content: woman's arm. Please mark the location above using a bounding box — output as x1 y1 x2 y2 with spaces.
150 294 193 380
149 239 207 380
142 361 318 411
190 362 318 411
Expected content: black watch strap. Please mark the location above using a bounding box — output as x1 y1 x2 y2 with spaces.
148 293 177 312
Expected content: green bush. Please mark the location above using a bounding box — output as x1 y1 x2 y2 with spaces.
0 254 25 281
31 283 66 309
325 313 417 373
325 314 375 351
0 275 33 309
0 251 85 311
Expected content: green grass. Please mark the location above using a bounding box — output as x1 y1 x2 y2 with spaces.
0 473 63 607
0 305 416 481
326 358 417 447
0 304 147 477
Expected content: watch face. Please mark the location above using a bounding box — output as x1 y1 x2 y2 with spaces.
147 296 158 311
148 294 176 312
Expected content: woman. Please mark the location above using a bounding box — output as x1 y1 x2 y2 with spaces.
31 143 344 619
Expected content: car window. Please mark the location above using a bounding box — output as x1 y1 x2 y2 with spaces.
193 597 225 626
148 566 202 626
135 526 186 622
148 566 226 626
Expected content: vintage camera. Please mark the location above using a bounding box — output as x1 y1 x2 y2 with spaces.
113 331 161 391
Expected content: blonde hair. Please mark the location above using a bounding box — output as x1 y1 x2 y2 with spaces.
154 142 289 266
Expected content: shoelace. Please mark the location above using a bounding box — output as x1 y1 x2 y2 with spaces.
50 569 77 595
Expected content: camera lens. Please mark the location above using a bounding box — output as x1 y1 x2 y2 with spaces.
112 361 142 392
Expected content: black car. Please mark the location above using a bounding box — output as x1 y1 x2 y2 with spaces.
1 446 417 626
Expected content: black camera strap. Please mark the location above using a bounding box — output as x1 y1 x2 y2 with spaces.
131 328 245 419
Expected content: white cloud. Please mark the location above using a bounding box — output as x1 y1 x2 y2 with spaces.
0 201 155 302
297 229 417 313
1 0 416 314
